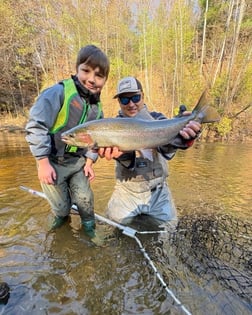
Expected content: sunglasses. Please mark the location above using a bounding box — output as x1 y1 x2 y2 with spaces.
119 94 141 105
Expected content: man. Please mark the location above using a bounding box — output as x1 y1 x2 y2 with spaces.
99 76 201 226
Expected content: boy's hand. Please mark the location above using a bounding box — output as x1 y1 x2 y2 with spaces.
84 158 95 181
37 157 56 185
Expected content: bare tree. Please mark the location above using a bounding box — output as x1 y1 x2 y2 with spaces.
200 0 208 76
225 0 246 111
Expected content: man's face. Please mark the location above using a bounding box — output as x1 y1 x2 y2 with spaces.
76 63 106 94
118 92 144 117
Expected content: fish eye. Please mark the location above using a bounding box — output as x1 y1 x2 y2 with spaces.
69 134 74 138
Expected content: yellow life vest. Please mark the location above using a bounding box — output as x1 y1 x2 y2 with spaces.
50 78 102 154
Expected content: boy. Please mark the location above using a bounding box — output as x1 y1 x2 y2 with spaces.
26 45 110 237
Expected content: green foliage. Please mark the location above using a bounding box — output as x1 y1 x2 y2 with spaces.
0 0 251 145
173 107 180 116
217 117 232 136
211 76 228 107
238 64 252 100
109 57 131 79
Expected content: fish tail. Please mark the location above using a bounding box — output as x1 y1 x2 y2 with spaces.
193 91 220 123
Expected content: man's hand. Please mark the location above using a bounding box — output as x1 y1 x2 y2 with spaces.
179 120 201 140
170 109 202 149
98 147 123 161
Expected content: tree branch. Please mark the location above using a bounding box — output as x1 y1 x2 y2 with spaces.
231 104 251 119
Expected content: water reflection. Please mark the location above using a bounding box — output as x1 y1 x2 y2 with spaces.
0 133 251 315
169 142 252 219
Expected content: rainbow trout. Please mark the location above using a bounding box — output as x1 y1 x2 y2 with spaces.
61 92 220 154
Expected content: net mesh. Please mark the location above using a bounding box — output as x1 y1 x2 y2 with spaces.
170 214 252 303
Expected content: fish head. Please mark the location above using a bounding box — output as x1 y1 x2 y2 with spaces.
61 128 95 148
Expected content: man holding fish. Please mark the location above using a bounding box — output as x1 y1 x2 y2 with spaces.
62 76 220 226
98 77 203 225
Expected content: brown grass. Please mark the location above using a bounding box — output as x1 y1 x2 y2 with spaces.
0 111 28 132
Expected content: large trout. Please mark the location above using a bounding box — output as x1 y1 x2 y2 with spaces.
61 91 220 153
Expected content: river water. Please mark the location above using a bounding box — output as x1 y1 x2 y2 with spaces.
0 133 251 315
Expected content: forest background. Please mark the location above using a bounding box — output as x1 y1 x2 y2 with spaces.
0 0 251 142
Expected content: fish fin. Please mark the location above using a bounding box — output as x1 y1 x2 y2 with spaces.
135 109 155 121
193 90 220 123
137 149 153 161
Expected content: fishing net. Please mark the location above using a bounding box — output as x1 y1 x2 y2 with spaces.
136 213 252 314
169 214 252 303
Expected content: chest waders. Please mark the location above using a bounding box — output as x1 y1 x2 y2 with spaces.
48 79 102 234
116 150 168 183
50 78 102 155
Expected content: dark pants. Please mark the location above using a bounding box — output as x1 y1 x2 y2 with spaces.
41 156 94 222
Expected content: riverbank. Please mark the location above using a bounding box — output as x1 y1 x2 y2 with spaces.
0 113 27 133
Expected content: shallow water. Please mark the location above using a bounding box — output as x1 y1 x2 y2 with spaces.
0 133 251 315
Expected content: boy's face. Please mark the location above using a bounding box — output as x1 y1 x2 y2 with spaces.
77 63 106 94
117 92 144 117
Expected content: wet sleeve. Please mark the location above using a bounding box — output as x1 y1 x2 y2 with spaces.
157 145 177 160
85 150 99 163
25 84 64 159
170 136 195 150
151 112 178 160
155 109 197 157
